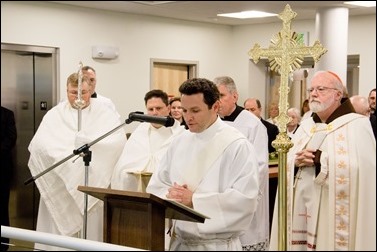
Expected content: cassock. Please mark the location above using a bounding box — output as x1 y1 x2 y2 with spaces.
222 106 270 250
28 99 126 250
270 99 376 251
147 118 260 251
111 120 184 192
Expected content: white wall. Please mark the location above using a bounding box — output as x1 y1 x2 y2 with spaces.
347 15 376 96
2 1 375 131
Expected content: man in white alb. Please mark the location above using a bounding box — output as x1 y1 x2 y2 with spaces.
147 78 260 251
111 89 184 192
214 76 269 251
28 73 126 250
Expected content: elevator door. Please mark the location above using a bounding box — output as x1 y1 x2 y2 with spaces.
1 44 58 231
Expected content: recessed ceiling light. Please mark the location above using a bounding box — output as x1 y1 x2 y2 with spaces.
217 10 277 19
344 1 376 7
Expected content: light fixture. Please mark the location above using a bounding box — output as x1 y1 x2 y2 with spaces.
217 10 277 19
344 1 376 7
92 46 119 60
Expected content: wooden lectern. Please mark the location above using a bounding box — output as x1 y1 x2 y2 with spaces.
78 186 208 251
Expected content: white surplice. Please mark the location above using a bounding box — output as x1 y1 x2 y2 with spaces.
270 113 376 251
111 120 184 191
147 118 260 251
28 99 126 250
223 110 270 250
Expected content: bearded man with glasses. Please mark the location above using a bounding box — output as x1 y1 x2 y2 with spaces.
270 70 376 251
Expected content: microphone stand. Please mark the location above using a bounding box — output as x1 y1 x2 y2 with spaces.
24 119 134 239
81 148 90 240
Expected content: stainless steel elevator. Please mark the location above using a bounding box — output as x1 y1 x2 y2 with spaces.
1 43 58 231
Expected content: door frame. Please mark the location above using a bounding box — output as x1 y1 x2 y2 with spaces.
150 58 198 97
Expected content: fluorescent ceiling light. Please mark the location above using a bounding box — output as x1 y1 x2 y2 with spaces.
217 10 277 19
344 1 376 7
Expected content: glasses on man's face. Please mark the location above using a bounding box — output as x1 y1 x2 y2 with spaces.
68 90 90 95
307 86 339 94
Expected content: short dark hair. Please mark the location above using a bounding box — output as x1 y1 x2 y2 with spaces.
82 65 96 73
144 89 169 106
179 78 219 109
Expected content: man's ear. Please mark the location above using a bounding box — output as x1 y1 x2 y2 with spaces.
213 100 220 112
233 91 239 103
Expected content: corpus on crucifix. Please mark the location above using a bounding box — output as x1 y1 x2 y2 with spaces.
248 4 327 250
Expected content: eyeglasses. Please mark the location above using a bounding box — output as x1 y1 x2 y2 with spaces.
307 86 339 94
68 90 90 95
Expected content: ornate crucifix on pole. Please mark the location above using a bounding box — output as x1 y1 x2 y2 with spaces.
248 4 327 250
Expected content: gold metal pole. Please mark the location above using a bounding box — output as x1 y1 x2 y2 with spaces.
248 4 327 250
272 132 292 249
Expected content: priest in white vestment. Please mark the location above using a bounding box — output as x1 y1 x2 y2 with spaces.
110 120 184 191
111 89 185 192
147 78 260 251
270 71 376 251
28 73 126 250
214 76 270 251
111 89 184 250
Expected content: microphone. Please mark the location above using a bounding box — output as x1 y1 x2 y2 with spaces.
126 112 175 127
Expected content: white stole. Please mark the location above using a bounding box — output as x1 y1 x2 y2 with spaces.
183 126 244 192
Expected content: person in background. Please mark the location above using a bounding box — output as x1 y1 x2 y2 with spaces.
368 88 376 116
214 76 269 251
169 96 187 128
286 107 301 139
350 94 376 138
111 89 184 250
266 102 279 125
301 99 310 116
28 73 126 250
244 97 279 234
270 70 376 250
82 65 118 114
350 95 371 116
147 78 260 251
244 98 279 154
1 106 17 251
301 98 313 122
111 89 184 192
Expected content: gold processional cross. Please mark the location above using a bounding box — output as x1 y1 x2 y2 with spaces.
248 4 327 250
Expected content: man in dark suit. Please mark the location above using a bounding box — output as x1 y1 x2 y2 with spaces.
244 98 279 153
1 106 17 251
244 97 279 233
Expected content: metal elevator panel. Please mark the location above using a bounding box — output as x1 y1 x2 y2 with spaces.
1 44 58 231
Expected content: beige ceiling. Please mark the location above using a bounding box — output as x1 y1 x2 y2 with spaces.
51 1 376 26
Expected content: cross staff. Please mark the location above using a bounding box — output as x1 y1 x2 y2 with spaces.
248 4 327 250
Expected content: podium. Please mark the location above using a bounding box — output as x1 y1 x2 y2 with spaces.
78 186 208 251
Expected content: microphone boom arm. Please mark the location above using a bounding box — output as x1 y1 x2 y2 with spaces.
24 121 128 186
